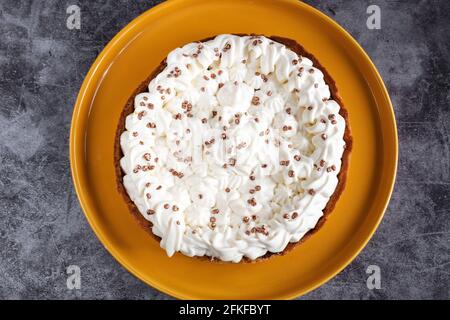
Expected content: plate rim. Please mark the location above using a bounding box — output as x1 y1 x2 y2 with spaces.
70 0 398 299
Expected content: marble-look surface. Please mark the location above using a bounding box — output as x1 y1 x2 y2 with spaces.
0 0 448 299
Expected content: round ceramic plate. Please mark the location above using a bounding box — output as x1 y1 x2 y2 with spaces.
70 0 397 299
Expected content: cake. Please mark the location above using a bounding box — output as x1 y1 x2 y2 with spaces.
115 34 352 263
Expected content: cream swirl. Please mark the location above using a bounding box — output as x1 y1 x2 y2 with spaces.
120 35 346 262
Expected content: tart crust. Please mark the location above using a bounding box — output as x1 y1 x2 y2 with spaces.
114 35 353 263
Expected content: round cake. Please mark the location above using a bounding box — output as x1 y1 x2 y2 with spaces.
115 34 352 263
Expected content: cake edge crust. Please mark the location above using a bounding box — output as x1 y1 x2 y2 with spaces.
113 34 353 264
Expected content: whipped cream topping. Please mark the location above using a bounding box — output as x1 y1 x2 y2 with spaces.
120 35 346 262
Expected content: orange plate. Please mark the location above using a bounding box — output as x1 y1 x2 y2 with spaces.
70 0 397 299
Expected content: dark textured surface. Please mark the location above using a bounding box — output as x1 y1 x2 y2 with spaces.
0 0 448 300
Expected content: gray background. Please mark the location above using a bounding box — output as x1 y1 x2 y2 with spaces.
0 0 448 299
